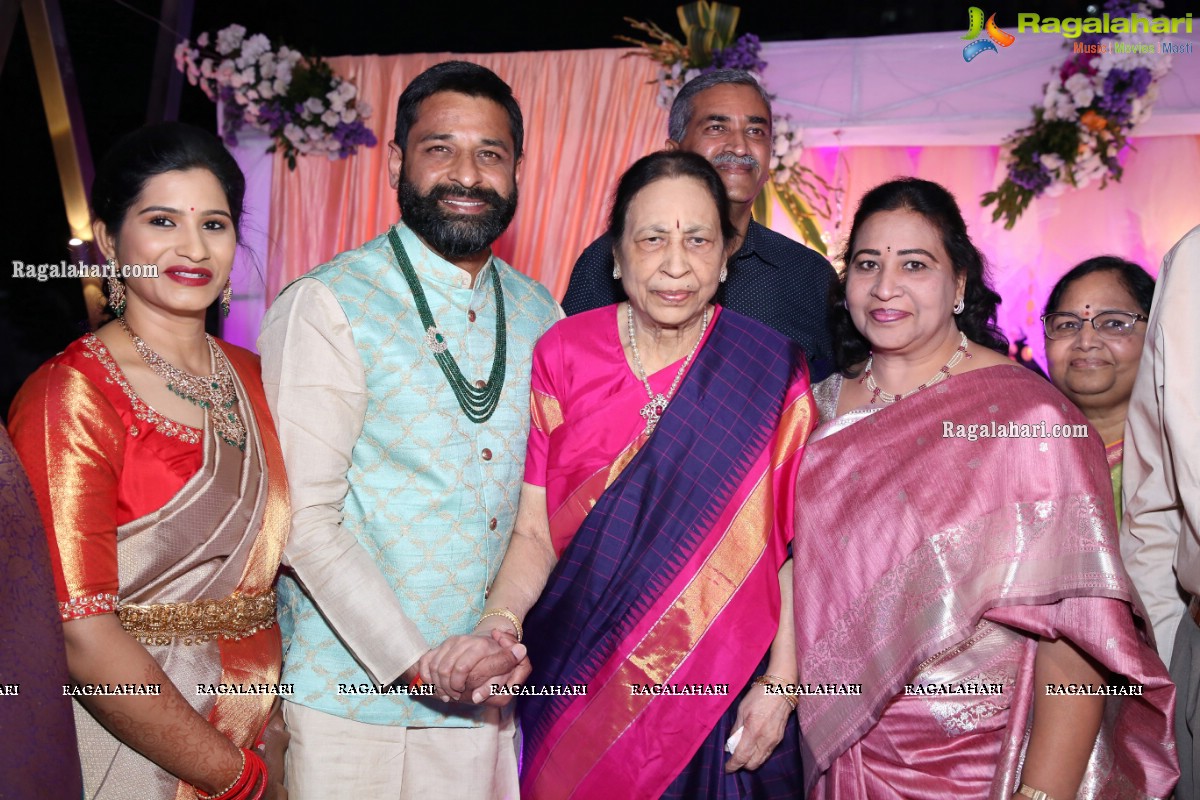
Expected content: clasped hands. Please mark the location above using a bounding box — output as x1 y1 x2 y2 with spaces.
416 625 531 707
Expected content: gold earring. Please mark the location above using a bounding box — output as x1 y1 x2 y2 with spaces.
106 258 126 316
221 279 233 317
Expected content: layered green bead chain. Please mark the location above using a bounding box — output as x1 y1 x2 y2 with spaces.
388 228 506 424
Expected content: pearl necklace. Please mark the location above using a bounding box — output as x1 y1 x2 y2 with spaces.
118 318 247 450
627 303 709 435
862 331 971 404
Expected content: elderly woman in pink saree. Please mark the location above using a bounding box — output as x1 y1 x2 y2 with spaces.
792 178 1177 800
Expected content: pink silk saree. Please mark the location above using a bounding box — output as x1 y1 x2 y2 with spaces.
794 364 1176 799
520 305 815 799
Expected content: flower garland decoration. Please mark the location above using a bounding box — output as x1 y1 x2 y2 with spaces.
619 2 836 254
174 25 377 170
982 0 1172 229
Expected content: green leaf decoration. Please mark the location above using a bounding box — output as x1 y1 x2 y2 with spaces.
676 1 741 67
773 183 828 257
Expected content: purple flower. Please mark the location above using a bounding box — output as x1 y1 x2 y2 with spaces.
331 120 378 159
1098 67 1152 124
1103 0 1141 17
1009 159 1052 194
709 33 767 73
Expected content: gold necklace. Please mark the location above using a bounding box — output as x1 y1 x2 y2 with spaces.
861 331 971 404
627 303 709 435
118 318 247 450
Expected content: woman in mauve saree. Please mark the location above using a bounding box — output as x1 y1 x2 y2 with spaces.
420 152 816 798
792 178 1176 800
8 124 287 800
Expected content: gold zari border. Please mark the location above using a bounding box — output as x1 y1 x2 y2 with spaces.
118 590 276 646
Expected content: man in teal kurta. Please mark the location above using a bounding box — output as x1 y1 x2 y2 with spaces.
259 61 559 798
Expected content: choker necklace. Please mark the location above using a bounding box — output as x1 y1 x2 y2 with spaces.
862 330 971 404
387 228 506 424
118 318 246 450
627 303 709 435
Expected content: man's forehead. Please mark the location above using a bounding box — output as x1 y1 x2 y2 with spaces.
408 92 515 146
688 84 770 121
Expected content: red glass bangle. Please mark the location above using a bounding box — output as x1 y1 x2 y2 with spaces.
196 748 266 800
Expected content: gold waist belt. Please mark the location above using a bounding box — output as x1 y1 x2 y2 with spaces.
118 590 277 646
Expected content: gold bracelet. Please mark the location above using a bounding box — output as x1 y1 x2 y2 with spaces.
1017 784 1056 800
753 674 797 709
195 747 244 799
477 608 523 643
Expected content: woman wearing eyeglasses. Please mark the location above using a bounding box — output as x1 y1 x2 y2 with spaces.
1042 256 1155 525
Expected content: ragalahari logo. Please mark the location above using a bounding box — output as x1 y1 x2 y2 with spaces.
962 7 1016 61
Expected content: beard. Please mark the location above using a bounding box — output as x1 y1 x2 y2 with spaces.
397 169 518 261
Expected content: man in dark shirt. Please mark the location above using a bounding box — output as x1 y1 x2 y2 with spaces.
561 69 837 380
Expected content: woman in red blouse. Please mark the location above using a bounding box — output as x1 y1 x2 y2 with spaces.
9 123 288 800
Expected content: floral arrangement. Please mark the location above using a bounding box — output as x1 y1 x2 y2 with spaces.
982 0 1172 229
174 25 377 169
619 2 835 254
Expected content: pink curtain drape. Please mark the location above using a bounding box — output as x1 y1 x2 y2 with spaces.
267 49 667 302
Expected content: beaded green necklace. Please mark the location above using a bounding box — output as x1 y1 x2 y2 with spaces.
388 228 506 423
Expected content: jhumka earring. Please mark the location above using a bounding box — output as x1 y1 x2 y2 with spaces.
612 263 621 280
719 266 728 283
221 279 233 317
106 259 126 316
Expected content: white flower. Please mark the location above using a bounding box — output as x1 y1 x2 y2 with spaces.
327 93 346 113
774 117 790 136
241 33 271 61
234 90 248 105
200 58 214 78
215 24 246 56
1063 73 1095 108
782 149 800 169
321 109 340 127
284 123 306 144
357 102 371 119
196 32 210 47
305 124 324 141
304 97 325 116
257 81 275 100
173 42 189 71
273 78 289 96
770 155 782 172
773 134 789 158
340 108 357 123
1039 153 1065 172
274 61 293 86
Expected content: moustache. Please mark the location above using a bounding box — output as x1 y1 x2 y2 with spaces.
711 153 760 169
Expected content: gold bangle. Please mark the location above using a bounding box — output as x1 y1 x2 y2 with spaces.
1017 784 1056 800
753 674 797 709
477 609 523 643
195 747 244 799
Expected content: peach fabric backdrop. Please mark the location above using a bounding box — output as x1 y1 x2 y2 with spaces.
267 49 667 302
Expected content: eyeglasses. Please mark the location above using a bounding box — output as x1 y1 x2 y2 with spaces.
1041 311 1148 340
